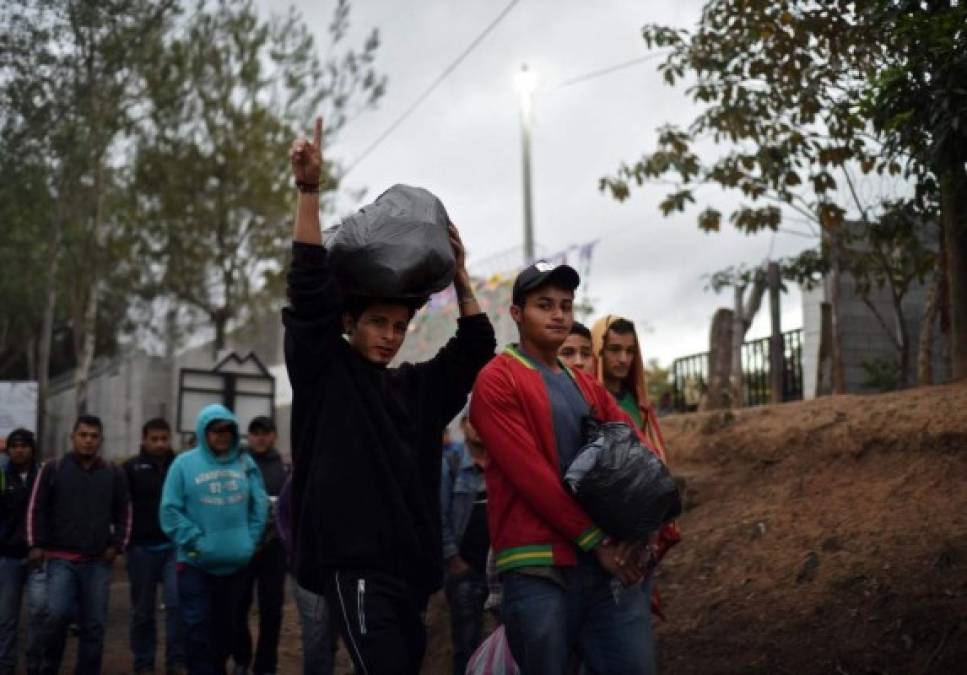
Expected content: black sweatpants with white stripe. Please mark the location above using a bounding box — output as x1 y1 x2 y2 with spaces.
324 569 427 675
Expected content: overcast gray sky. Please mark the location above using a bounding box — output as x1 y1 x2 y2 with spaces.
266 0 817 365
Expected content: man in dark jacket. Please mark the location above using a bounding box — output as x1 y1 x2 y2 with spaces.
27 414 131 675
233 416 289 675
122 418 186 675
285 118 496 674
0 428 40 675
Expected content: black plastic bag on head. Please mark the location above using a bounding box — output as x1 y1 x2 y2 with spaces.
327 184 456 300
564 418 682 541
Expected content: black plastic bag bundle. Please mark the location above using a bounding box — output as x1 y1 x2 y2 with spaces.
328 184 455 299
563 419 682 541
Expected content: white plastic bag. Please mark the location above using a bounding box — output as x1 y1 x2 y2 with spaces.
465 625 519 675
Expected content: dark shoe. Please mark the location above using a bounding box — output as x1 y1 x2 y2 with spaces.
167 666 188 675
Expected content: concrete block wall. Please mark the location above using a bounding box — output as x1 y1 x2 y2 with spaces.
801 274 949 397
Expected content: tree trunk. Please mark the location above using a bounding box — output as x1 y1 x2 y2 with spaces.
73 162 106 416
164 301 179 358
730 287 745 407
213 308 228 357
816 302 834 396
707 308 734 410
828 237 847 393
729 274 767 407
37 221 62 454
938 163 967 380
918 273 940 385
767 262 784 403
892 291 909 389
26 336 37 380
73 282 99 415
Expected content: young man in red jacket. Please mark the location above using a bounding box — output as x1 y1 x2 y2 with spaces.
470 262 662 675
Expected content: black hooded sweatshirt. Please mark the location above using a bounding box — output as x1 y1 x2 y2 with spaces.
122 449 176 547
282 242 495 598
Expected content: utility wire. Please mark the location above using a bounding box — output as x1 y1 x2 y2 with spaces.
342 0 521 178
547 50 672 91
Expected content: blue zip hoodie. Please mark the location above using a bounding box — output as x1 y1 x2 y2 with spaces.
160 404 269 575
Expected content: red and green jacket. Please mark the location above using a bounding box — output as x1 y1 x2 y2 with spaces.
470 345 651 574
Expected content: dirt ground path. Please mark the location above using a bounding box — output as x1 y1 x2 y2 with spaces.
17 573 453 674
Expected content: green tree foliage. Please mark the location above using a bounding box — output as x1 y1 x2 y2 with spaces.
0 145 53 376
601 0 947 386
864 0 967 379
133 0 385 351
0 0 384 438
0 0 176 419
600 1 892 234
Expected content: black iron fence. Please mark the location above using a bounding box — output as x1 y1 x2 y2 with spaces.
671 328 804 412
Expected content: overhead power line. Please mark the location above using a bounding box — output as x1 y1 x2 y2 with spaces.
342 0 521 178
548 50 672 91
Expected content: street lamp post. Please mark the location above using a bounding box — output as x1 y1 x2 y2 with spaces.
516 63 538 263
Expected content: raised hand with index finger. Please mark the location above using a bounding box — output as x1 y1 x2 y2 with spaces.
290 116 325 245
289 116 324 192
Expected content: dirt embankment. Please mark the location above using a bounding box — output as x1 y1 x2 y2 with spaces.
652 382 967 675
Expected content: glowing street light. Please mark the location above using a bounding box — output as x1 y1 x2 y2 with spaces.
515 63 538 263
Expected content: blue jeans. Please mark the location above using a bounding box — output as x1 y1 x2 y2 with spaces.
127 545 185 671
41 558 113 675
24 566 49 675
501 558 656 675
177 564 248 675
293 582 337 675
0 557 27 674
444 568 488 675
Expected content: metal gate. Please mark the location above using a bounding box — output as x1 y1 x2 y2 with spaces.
671 328 803 412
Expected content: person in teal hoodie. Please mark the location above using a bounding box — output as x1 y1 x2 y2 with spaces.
160 404 268 675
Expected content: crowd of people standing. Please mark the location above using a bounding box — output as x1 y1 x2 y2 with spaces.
0 411 316 675
0 116 679 675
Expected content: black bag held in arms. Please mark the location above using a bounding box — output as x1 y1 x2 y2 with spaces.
563 418 682 541
328 184 456 300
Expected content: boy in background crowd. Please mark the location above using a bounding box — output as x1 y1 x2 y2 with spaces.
123 418 185 675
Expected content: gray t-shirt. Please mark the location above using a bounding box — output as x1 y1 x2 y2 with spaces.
521 348 591 474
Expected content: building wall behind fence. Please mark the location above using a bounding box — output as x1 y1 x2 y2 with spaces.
801 273 949 398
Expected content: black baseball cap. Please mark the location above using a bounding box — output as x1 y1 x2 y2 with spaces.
248 416 276 433
512 261 580 306
6 428 36 450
